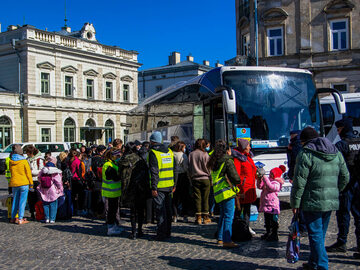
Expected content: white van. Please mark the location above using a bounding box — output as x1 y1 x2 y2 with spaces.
321 93 360 143
0 142 70 173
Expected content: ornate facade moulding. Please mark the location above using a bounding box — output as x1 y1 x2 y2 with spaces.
36 61 55 70
103 72 117 80
238 16 250 29
83 69 99 77
61 65 78 73
36 120 56 125
323 0 354 14
120 75 133 82
262 8 288 22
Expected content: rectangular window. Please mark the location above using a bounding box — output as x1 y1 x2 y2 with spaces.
123 84 129 102
41 73 50 95
331 83 348 92
330 19 348 51
267 27 283 56
106 81 113 100
87 79 94 99
41 128 51 142
156 86 163 92
242 33 250 56
65 76 73 97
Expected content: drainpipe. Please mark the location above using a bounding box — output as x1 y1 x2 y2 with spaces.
11 39 24 142
254 0 259 66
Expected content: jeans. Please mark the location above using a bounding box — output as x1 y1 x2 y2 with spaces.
336 181 360 246
12 185 29 219
218 198 235 243
303 211 331 270
192 179 210 215
104 197 121 225
153 191 172 238
43 200 58 221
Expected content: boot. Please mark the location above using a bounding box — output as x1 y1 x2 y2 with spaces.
202 214 211 224
261 227 271 240
266 226 279 242
195 214 202 225
326 241 347 253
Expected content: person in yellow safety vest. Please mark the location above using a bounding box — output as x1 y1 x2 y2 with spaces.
207 140 241 248
148 131 177 241
102 147 123 236
5 156 12 193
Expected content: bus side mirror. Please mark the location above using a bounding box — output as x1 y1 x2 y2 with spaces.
222 89 236 114
332 92 346 114
317 88 346 114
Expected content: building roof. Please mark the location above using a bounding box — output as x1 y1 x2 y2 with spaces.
141 60 212 73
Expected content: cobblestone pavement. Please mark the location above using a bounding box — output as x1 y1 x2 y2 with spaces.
0 176 359 269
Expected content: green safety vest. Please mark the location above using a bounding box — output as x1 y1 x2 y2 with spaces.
211 162 239 204
150 149 175 189
5 157 11 184
101 160 122 198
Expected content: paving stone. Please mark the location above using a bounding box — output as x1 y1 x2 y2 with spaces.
0 175 359 269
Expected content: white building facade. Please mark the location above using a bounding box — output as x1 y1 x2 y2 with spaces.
0 23 141 148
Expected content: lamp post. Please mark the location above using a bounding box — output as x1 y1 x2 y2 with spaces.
11 39 24 142
254 0 259 66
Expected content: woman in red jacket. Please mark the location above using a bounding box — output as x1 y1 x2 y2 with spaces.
232 138 257 229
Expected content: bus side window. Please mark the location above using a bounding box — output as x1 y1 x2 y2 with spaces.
346 102 360 126
321 104 335 135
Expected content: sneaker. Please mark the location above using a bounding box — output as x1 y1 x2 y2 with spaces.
50 220 55 224
44 219 50 224
223 242 238 248
249 227 256 236
107 225 122 236
326 241 347 253
172 216 177 223
217 240 224 246
17 218 29 225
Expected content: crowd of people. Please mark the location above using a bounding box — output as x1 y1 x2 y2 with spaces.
4 118 360 270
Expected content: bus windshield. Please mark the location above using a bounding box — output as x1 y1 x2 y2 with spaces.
223 70 320 150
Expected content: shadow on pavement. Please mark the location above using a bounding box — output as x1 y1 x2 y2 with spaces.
158 256 292 270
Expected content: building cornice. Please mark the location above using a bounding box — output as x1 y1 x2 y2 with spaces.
139 64 211 76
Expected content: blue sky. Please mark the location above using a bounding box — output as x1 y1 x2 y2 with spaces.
1 0 236 70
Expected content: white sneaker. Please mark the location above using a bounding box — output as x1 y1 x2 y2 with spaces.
107 224 122 236
45 219 50 223
50 220 55 224
249 227 256 236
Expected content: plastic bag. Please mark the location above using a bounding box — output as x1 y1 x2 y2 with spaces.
286 214 300 263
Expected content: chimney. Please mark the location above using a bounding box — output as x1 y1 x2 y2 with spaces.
187 55 194 62
7 25 18 31
203 60 210 66
215 61 223 67
168 51 181 65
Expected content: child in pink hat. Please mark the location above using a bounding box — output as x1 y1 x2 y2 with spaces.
256 165 286 241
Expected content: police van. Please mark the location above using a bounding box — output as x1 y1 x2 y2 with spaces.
0 142 70 173
321 93 360 143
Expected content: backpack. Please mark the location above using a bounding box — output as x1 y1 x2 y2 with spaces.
62 167 73 184
232 214 253 242
39 174 53 188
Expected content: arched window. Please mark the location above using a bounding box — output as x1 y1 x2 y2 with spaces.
64 118 76 142
105 119 114 144
85 119 96 127
0 116 12 149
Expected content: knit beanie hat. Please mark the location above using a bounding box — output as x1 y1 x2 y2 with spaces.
300 127 319 143
150 131 162 144
12 144 23 155
270 165 286 179
237 138 250 151
46 156 57 166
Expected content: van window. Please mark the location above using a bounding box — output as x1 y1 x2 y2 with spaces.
345 102 360 126
35 144 65 153
321 104 335 135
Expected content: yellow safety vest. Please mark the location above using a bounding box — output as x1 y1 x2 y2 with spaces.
211 161 239 203
101 160 122 198
151 149 174 189
5 157 11 184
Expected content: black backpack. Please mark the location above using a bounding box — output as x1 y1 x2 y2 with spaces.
232 212 252 242
62 167 73 185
